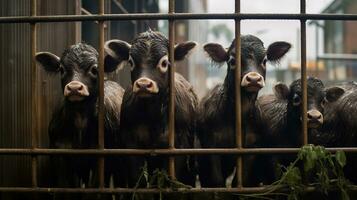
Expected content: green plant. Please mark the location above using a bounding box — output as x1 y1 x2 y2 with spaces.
131 162 191 200
238 144 350 200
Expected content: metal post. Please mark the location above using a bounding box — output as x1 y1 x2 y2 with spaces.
300 0 308 145
315 24 319 76
30 0 38 188
98 0 105 188
168 0 176 179
235 0 243 188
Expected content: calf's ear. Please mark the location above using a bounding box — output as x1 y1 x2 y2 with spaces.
267 41 291 62
203 43 229 63
35 52 60 74
325 86 345 102
104 39 131 72
274 82 289 100
174 41 197 61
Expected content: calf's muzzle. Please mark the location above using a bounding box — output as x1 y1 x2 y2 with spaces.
241 72 265 92
307 109 323 129
64 81 89 101
133 77 159 96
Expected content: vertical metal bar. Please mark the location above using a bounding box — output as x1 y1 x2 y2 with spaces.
98 0 105 188
235 0 243 188
30 0 38 188
168 0 176 179
315 25 319 76
300 0 308 145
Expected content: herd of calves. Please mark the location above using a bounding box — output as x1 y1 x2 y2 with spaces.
35 30 357 191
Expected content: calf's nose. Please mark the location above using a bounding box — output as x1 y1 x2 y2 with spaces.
307 109 323 128
307 110 323 120
64 81 89 97
246 73 263 84
136 79 154 90
133 77 159 94
241 72 265 92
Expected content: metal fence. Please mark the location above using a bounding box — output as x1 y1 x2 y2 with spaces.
1 0 357 195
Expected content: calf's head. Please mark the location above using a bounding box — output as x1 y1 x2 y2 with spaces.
105 30 196 98
36 43 118 102
274 77 341 129
203 35 291 93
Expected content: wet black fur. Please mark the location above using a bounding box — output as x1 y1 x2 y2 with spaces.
319 82 357 183
257 77 326 182
119 31 198 187
198 35 271 187
45 44 124 191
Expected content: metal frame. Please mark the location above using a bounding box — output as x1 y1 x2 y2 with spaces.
1 0 357 195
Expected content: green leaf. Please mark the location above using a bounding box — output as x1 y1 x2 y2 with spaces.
341 188 350 200
336 151 346 168
304 150 317 172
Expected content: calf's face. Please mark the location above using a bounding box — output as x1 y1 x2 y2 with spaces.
288 78 325 128
36 43 118 102
274 77 344 129
105 30 196 98
203 35 291 93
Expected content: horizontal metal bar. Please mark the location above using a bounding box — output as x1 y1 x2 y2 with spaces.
1 13 357 23
0 147 356 156
318 53 357 61
0 186 341 194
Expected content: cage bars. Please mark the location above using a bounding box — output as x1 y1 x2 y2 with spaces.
1 0 357 195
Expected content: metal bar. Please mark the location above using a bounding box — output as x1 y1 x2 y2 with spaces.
300 0 308 145
0 147 338 155
81 7 92 16
315 24 319 76
0 186 352 194
317 54 357 61
30 0 38 188
1 13 357 23
235 0 243 188
98 0 105 189
168 0 176 180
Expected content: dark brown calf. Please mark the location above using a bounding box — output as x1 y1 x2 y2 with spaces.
257 77 343 185
198 35 291 187
36 43 124 193
105 30 198 188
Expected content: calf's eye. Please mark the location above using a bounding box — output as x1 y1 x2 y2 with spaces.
321 98 327 108
293 94 301 106
90 66 98 75
128 56 135 71
228 57 236 69
157 55 170 73
262 58 267 67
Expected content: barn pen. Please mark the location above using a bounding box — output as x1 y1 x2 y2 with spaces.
1 0 357 199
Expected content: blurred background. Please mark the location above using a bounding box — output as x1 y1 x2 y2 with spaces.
0 0 356 195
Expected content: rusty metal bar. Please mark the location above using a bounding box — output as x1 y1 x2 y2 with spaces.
30 0 38 188
2 0 357 196
98 0 105 189
300 0 308 145
1 147 357 156
168 0 176 180
314 24 319 76
235 0 243 188
1 13 357 23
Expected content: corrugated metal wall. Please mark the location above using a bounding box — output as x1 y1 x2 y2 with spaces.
0 1 80 199
0 1 160 199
